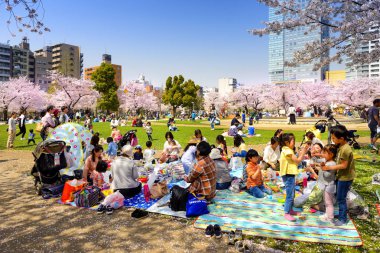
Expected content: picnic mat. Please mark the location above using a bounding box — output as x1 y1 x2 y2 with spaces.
194 190 363 246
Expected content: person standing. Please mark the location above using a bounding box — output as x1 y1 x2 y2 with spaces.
16 111 26 140
288 105 296 125
368 99 380 150
242 111 246 124
59 106 70 124
41 105 56 141
7 112 17 149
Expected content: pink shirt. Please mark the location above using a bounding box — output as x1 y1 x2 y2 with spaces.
41 113 55 128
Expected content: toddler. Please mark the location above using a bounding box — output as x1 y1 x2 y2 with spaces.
28 129 36 145
246 149 272 198
133 146 144 160
106 137 118 159
279 133 310 221
145 122 153 141
143 141 156 163
91 160 108 188
111 127 122 143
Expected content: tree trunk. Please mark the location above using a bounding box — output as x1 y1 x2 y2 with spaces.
3 107 8 122
172 106 177 117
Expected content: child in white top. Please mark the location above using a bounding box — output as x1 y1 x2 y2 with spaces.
143 141 156 163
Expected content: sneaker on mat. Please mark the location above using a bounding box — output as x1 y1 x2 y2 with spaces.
106 205 113 215
284 214 296 222
319 214 333 223
333 219 348 226
97 204 106 214
213 224 222 238
228 231 235 245
205 225 214 237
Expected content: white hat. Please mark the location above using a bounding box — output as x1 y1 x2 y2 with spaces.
209 148 222 160
121 145 133 157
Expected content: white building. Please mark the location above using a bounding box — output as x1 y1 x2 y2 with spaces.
346 25 380 79
218 78 237 94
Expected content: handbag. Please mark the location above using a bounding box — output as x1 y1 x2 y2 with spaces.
74 186 104 208
150 181 169 199
186 193 209 217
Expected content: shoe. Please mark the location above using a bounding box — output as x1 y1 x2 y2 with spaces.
213 224 222 238
370 144 378 151
309 208 317 213
205 225 214 237
106 205 113 215
97 204 106 214
284 214 296 221
319 214 333 223
228 231 235 245
333 219 348 226
131 209 149 219
234 228 243 241
235 241 244 252
289 209 299 216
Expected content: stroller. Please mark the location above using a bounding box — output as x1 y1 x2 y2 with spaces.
118 130 138 149
31 140 68 195
305 117 360 149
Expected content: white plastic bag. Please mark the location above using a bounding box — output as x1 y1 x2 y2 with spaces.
101 191 125 209
229 157 244 170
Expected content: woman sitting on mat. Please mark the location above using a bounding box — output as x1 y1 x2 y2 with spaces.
111 145 141 199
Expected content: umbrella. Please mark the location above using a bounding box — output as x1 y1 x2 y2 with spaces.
48 123 92 175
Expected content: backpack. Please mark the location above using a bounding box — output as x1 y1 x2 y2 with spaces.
169 185 188 211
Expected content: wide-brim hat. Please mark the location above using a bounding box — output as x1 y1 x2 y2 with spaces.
209 148 222 160
121 145 133 157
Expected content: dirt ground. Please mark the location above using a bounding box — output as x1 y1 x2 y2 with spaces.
0 150 240 253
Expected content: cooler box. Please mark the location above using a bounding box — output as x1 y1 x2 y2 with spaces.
248 126 255 136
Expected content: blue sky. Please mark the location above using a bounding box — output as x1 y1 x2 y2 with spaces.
0 0 269 88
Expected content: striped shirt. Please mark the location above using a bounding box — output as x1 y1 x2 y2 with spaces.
188 156 216 200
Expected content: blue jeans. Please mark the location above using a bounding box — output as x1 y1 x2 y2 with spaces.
248 185 272 198
336 180 352 223
282 175 295 214
216 182 231 190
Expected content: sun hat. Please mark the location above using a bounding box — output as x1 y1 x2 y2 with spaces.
121 145 133 157
209 148 222 160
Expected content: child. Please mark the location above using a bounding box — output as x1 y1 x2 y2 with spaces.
111 127 122 143
279 133 310 221
322 125 355 226
91 160 108 188
194 129 207 142
216 135 228 156
246 149 272 198
319 144 338 223
181 139 198 174
133 145 144 160
306 131 323 146
165 139 181 162
143 141 156 163
145 122 153 141
28 129 36 145
106 137 118 159
169 121 177 131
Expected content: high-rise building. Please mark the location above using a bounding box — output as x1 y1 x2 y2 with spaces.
11 37 35 82
218 78 237 94
269 1 329 84
0 43 12 82
346 26 380 79
50 43 82 79
34 46 52 90
84 54 122 86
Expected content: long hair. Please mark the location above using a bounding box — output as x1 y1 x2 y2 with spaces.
91 145 103 162
194 129 203 140
216 135 227 155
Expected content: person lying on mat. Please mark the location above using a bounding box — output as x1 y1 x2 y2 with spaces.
184 141 216 200
111 145 141 199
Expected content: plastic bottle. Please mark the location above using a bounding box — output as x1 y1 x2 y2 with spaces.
303 177 308 188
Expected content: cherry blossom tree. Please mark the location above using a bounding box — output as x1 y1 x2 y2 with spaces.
0 76 46 119
230 85 268 113
47 71 99 110
262 83 299 112
118 81 158 114
2 0 50 36
203 91 223 112
293 81 334 108
251 0 380 69
335 78 380 109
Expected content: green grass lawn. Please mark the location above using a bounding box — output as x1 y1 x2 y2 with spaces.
1 122 379 252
